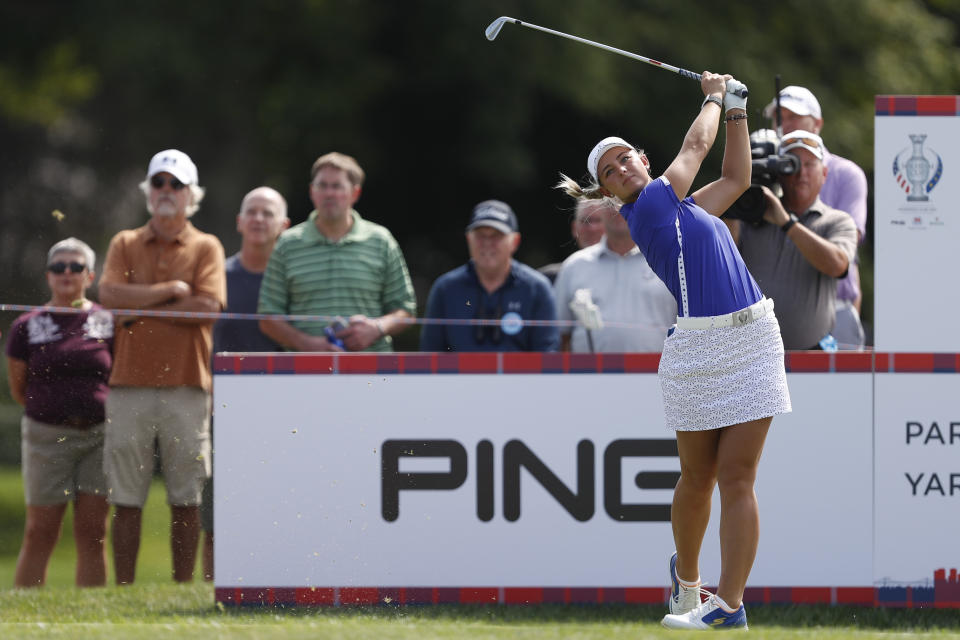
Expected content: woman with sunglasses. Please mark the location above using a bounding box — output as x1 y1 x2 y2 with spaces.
5 237 114 587
557 72 791 630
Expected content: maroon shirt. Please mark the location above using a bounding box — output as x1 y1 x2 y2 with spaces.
6 305 113 428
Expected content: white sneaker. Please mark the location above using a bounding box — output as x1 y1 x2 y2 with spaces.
668 552 701 615
661 593 749 630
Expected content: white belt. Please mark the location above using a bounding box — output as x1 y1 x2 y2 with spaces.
675 298 774 330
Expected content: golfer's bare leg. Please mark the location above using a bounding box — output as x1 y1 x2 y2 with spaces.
672 429 721 583
715 416 772 607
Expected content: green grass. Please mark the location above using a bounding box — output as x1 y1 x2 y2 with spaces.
0 465 181 586
1 466 959 638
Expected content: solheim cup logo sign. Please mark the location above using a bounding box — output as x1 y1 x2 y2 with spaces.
893 134 943 202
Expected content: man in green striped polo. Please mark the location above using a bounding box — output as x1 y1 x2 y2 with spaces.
258 152 415 352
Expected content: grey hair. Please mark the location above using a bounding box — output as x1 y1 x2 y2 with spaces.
138 180 206 217
48 237 96 271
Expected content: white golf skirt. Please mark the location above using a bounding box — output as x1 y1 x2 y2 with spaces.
658 309 791 431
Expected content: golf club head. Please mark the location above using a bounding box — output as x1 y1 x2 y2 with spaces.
485 16 512 41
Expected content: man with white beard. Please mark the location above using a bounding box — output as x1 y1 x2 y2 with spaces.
99 149 226 585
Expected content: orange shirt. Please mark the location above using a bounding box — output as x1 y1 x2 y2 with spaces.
100 221 226 391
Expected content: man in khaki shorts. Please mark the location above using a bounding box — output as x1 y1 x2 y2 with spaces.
99 149 226 584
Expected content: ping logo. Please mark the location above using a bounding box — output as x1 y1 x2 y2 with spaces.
381 438 680 523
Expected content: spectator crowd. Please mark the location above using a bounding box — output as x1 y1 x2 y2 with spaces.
3 83 868 587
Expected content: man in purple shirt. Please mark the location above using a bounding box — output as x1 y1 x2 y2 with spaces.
763 86 868 349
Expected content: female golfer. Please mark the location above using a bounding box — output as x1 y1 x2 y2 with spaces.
558 72 791 630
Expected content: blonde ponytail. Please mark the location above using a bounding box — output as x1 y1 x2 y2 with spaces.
554 173 608 201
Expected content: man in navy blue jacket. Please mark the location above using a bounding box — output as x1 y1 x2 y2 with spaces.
420 200 559 352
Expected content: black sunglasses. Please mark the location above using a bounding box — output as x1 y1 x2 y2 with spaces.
48 261 87 274
150 175 186 190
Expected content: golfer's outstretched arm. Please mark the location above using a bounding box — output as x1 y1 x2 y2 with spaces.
692 98 751 215
663 71 728 200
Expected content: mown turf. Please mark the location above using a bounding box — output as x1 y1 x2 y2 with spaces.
1 585 960 639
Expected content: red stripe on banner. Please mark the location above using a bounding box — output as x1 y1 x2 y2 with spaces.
894 96 918 113
215 587 239 604
502 352 543 373
458 353 498 373
272 587 298 604
836 587 875 605
504 587 543 604
238 588 273 605
296 587 336 605
238 355 271 374
401 353 434 373
600 353 626 372
436 588 461 604
623 353 661 373
340 587 379 606
459 587 499 604
435 353 458 373
875 352 892 372
834 352 873 372
541 588 567 604
893 353 935 372
743 586 768 604
376 354 402 374
338 355 378 374
602 588 626 603
768 587 793 604
378 587 404 605
219 585 960 609
932 353 957 372
541 352 567 373
786 351 831 372
569 353 600 372
792 587 832 604
625 587 668 604
568 588 601 603
293 354 336 374
213 354 234 373
404 588 434 604
916 96 958 115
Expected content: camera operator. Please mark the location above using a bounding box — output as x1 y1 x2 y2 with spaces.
764 86 868 349
726 131 857 351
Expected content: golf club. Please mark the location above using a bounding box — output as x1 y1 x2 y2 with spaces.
485 16 747 98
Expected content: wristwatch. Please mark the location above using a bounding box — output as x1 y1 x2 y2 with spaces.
781 213 799 233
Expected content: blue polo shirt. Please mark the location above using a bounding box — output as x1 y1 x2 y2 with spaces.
420 260 559 352
621 177 762 317
214 253 282 353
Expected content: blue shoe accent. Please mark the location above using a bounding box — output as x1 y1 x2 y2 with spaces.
669 552 680 601
701 601 748 629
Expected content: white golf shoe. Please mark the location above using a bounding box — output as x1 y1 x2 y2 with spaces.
668 552 702 615
661 592 749 630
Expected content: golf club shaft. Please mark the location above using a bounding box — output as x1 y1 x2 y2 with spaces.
487 17 747 98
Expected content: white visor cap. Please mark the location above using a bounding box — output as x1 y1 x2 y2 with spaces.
587 136 633 183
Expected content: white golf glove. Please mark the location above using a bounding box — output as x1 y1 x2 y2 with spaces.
570 289 604 331
724 78 748 113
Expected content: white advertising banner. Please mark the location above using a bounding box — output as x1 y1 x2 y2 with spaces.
874 102 960 351
874 373 960 585
214 372 872 589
